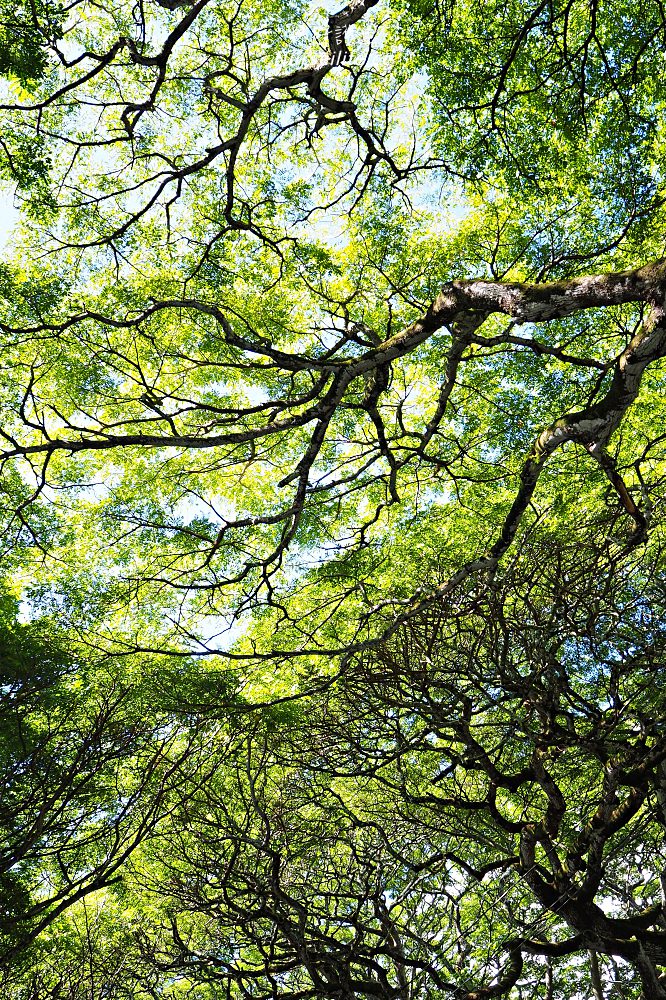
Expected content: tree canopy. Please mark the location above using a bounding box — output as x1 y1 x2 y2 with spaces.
1 0 666 995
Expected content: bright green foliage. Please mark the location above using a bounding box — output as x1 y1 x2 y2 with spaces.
0 0 664 995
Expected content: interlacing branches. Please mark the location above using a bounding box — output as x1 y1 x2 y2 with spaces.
0 0 662 633
1 0 666 996
67 551 666 999
2 261 665 624
0 0 404 248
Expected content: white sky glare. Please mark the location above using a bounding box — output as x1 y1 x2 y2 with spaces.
0 189 19 252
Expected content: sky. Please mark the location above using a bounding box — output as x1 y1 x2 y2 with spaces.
0 190 18 251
